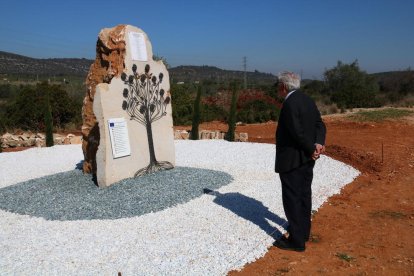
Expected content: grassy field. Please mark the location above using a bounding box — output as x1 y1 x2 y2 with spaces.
347 108 414 122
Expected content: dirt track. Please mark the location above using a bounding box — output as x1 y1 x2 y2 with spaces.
179 114 414 275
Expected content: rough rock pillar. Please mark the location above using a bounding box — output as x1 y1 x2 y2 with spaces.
81 25 127 174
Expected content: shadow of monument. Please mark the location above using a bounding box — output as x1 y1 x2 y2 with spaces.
204 189 287 238
0 167 233 221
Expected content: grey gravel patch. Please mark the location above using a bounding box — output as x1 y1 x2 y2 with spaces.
0 167 233 221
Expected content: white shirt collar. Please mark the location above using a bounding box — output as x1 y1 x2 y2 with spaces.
285 90 296 100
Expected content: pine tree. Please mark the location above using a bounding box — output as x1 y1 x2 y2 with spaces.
225 82 239 142
190 85 202 140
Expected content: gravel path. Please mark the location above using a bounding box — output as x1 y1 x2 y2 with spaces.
0 140 359 275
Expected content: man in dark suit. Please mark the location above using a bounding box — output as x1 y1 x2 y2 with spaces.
273 71 326 252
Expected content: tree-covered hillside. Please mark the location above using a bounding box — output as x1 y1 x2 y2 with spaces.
0 51 92 76
0 52 413 134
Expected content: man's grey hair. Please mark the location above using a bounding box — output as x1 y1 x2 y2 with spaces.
278 71 301 91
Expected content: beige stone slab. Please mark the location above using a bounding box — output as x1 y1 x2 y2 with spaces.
91 25 175 187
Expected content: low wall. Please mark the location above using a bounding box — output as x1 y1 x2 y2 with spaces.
1 130 248 149
174 130 248 142
0 133 82 148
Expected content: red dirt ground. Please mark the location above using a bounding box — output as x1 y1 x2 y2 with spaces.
3 114 414 275
178 114 414 275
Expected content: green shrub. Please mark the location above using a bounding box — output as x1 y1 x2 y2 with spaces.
190 85 202 140
171 83 194 126
201 104 227 122
237 99 279 123
44 90 54 147
325 60 379 108
3 82 79 131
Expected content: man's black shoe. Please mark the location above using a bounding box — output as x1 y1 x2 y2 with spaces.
280 235 289 242
283 232 310 242
273 238 305 252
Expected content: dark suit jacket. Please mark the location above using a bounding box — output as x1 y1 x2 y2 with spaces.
275 90 326 173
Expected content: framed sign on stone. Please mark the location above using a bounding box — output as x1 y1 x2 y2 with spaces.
128 32 148 62
108 117 131 159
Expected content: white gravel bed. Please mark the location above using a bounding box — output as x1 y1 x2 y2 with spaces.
0 140 359 275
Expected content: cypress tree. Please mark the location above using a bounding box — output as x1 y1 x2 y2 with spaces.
225 81 239 142
190 85 202 140
45 89 54 147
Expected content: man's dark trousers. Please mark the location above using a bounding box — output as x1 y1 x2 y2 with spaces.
280 160 315 248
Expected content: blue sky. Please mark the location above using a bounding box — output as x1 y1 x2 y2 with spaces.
0 0 413 79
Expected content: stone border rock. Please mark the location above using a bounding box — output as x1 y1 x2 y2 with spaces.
0 133 83 148
1 129 248 149
174 130 248 142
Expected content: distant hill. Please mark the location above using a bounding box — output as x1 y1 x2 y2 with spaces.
371 70 414 83
0 51 93 76
0 51 276 84
371 70 414 95
1 51 411 87
168 65 276 84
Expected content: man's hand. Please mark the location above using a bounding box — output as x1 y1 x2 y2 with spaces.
312 144 325 160
312 150 320 160
315 143 325 154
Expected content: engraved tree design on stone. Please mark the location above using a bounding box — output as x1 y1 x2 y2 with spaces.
121 64 173 177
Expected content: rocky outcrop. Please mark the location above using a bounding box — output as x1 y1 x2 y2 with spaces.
1 132 83 148
81 25 127 174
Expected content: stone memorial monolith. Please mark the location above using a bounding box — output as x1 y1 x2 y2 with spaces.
81 24 175 187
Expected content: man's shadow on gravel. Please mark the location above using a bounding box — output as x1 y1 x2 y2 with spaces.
204 188 287 238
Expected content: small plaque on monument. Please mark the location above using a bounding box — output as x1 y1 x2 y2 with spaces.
128 32 148 61
108 117 131 159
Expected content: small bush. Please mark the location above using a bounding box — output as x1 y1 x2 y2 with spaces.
317 101 339 115
336 252 355 262
62 122 78 133
329 104 338 114
400 95 414 108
